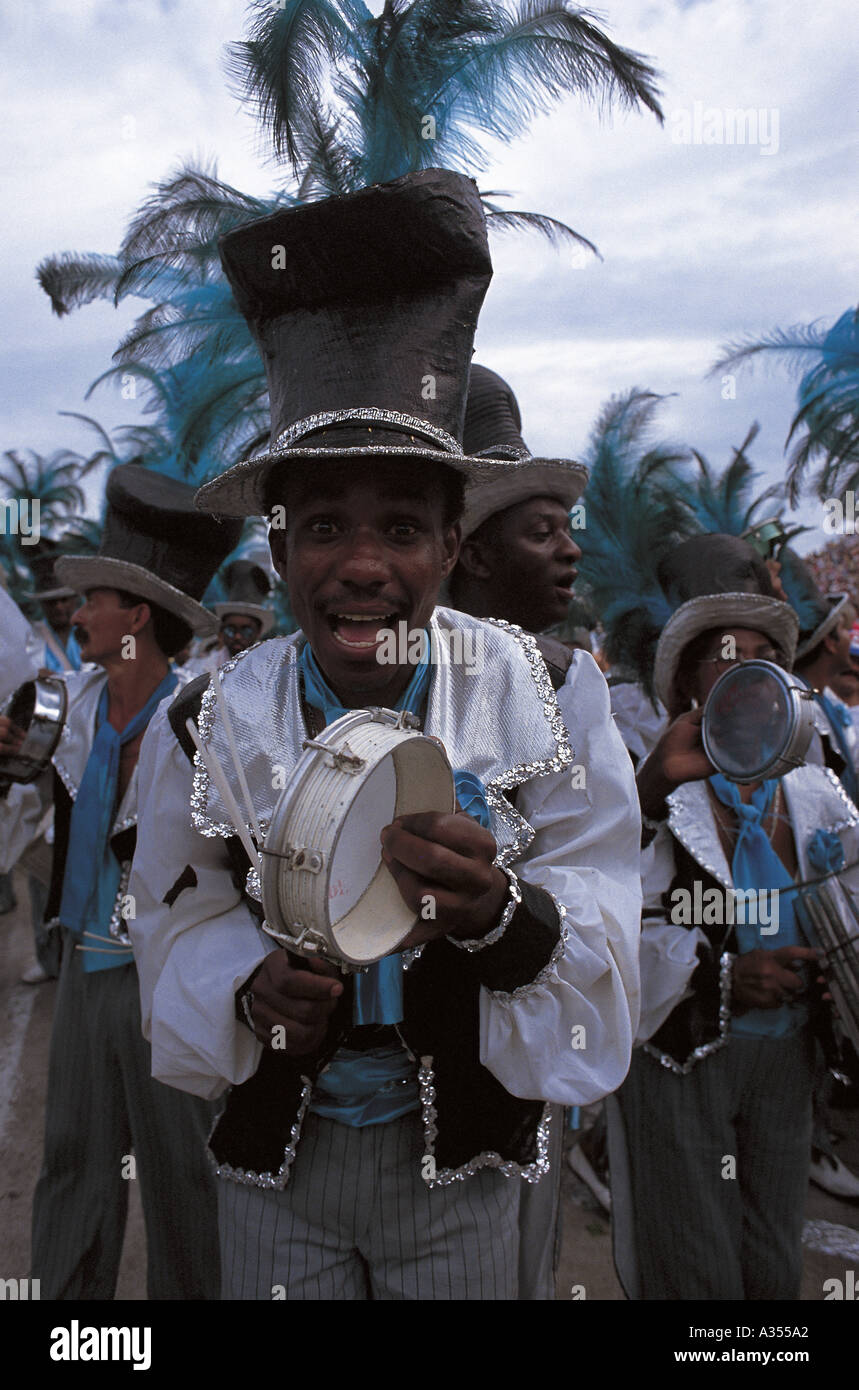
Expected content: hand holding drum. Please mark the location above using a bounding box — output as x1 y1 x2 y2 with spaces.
260 707 501 967
0 713 28 759
250 707 506 1053
0 677 67 788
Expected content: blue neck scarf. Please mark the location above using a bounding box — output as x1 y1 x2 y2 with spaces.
60 671 177 943
708 773 806 1037
817 692 859 805
298 639 489 1024
300 642 433 726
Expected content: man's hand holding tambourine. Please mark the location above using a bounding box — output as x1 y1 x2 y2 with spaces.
636 708 714 822
245 950 344 1055
0 714 27 759
381 809 509 950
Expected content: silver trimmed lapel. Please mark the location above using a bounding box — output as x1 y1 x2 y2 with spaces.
666 779 733 891
781 763 859 875
191 610 574 858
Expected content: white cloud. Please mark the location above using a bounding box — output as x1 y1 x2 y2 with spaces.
1 0 854 564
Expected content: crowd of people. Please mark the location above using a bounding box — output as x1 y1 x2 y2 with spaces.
1 169 857 1302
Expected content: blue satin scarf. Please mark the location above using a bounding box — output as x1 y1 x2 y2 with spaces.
60 671 177 973
708 773 807 1037
298 641 490 1026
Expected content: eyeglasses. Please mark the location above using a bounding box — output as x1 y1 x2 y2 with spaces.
223 623 260 640
698 651 783 675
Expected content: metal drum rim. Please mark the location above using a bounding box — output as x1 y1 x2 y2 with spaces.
702 659 813 784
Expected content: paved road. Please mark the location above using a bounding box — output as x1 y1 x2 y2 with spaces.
2 865 857 1302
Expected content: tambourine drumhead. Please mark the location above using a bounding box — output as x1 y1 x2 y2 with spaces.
261 708 456 967
0 676 67 784
702 660 814 784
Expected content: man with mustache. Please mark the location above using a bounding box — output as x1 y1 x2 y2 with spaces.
0 466 239 1298
129 170 642 1300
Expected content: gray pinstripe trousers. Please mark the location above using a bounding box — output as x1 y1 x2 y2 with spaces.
30 930 220 1299
218 1110 521 1300
613 1029 815 1300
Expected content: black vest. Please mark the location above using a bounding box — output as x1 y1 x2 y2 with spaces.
648 832 838 1070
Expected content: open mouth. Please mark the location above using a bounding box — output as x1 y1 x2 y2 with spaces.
327 611 399 651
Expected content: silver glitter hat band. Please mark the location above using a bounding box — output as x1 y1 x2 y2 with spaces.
274 409 461 455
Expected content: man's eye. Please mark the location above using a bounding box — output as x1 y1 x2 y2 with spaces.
390 522 418 537
309 519 337 535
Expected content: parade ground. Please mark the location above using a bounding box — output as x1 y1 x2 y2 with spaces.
2 863 857 1303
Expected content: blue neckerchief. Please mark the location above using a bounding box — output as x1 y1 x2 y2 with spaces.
298 640 490 1026
300 641 433 727
817 692 859 805
708 773 807 1037
60 671 177 972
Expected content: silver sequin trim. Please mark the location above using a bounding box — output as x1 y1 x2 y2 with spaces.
487 901 569 1001
401 945 426 971
481 619 574 869
818 766 859 828
190 644 272 840
210 1076 314 1189
275 408 460 456
108 861 134 946
668 797 732 892
245 867 262 902
417 1056 550 1186
642 950 733 1075
53 757 78 801
447 868 521 952
53 753 136 837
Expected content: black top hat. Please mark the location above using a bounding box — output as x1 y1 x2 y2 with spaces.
652 533 797 707
213 559 274 635
26 538 78 601
55 465 243 636
195 169 517 519
459 365 587 538
657 533 777 607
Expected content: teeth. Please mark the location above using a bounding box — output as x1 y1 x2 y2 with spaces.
334 613 392 621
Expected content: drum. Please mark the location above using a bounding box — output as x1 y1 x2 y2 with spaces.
0 676 68 786
260 707 456 967
702 659 816 784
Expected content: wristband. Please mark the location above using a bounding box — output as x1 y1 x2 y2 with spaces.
447 866 521 952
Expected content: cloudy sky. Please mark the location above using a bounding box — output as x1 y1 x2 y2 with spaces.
2 0 857 550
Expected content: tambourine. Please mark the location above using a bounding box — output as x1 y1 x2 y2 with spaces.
260 707 456 967
702 659 816 784
0 676 67 787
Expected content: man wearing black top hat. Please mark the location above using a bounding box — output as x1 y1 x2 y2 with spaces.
25 539 84 674
185 559 275 676
0 465 241 1299
129 170 641 1300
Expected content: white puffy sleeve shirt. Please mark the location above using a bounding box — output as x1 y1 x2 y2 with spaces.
130 651 642 1104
